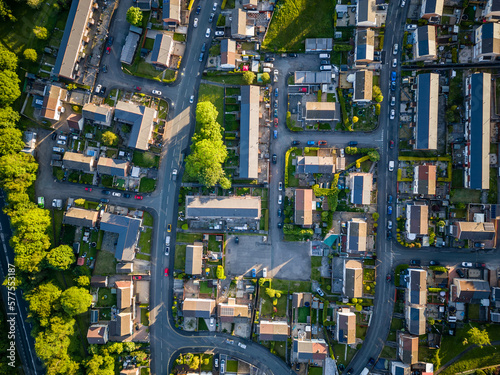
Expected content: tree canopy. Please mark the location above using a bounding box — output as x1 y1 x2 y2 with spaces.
102 131 118 146
23 48 38 62
0 107 20 128
0 70 21 106
466 327 490 348
33 26 48 40
25 282 62 324
0 45 17 71
46 245 76 271
261 72 270 83
242 71 256 85
0 128 24 155
126 7 143 26
59 287 93 316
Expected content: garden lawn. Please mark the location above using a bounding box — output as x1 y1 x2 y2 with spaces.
133 151 160 168
96 288 117 307
143 211 154 226
198 83 224 125
94 250 117 275
176 232 203 242
450 189 481 203
141 307 149 326
139 228 153 254
139 177 157 193
440 344 500 375
174 245 187 269
226 360 238 373
199 281 213 294
297 306 309 323
262 0 335 52
272 279 311 292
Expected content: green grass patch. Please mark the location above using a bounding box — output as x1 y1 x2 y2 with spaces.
198 83 224 125
450 189 481 203
201 355 213 371
297 306 310 323
176 232 203 242
96 288 117 307
94 250 117 275
173 33 186 42
308 367 323 375
286 150 300 187
380 345 397 359
139 177 157 193
199 281 213 294
226 360 238 373
311 256 322 280
333 343 358 367
272 279 311 293
174 244 187 269
141 307 150 326
440 344 500 375
133 151 160 168
198 317 209 330
139 228 153 254
136 253 151 261
143 211 154 227
452 169 464 188
262 0 335 52
203 73 245 85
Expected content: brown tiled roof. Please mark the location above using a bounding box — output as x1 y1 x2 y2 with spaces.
295 189 314 226
399 332 419 364
259 320 289 341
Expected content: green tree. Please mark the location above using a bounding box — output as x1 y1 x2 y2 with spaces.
75 275 90 287
375 103 381 115
466 327 490 348
219 176 231 189
372 212 380 221
23 48 38 62
86 354 114 375
102 131 118 146
0 70 20 106
46 245 76 271
266 288 276 298
367 150 380 162
59 287 93 316
352 116 359 123
126 7 143 27
66 83 77 91
216 265 226 279
428 317 435 326
185 139 227 187
33 26 48 39
0 45 18 71
0 107 20 128
74 198 85 206
34 316 75 361
196 101 219 125
437 220 445 227
0 128 24 155
27 0 44 8
25 282 62 324
242 71 256 85
261 72 270 83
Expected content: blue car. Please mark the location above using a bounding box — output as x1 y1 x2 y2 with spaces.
307 141 315 146
273 130 277 139
391 71 397 82
275 88 279 97
388 206 392 215
251 268 256 277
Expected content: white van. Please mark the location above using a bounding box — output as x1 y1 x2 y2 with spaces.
360 368 370 375
319 53 330 59
389 161 395 172
165 236 171 245
262 268 267 278
320 65 332 71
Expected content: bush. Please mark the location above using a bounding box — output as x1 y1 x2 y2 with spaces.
181 223 188 230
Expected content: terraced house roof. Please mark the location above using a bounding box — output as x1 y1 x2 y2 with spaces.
239 85 260 179
414 73 439 150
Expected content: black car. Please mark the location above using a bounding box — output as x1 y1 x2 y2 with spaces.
201 43 206 52
107 36 114 46
348 141 358 147
291 140 300 146
410 259 421 266
102 190 111 195
429 260 440 266
368 358 375 366
475 262 486 268
272 154 277 164
320 59 329 65
277 222 283 229
234 236 239 244
102 65 107 73
456 268 465 278
288 53 298 57
387 194 393 204
123 193 131 198
277 209 282 217
346 369 353 375
100 87 106 95
100 198 109 203
387 230 392 240
199 52 204 62
196 5 201 14
295 363 300 371
265 56 275 62
51 133 57 140
391 81 396 91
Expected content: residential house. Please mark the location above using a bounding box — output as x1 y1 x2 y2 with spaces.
97 157 130 177
296 155 335 174
420 0 444 20
491 287 500 308
292 339 328 366
453 221 496 243
294 189 314 228
231 9 253 39
391 362 411 375
62 152 95 172
182 298 216 318
120 368 139 375
100 213 142 261
305 38 333 52
116 262 134 274
135 0 151 11
162 0 181 29
452 279 490 303
355 29 375 65
348 172 373 205
185 195 261 220
292 292 312 309
335 308 356 344
218 298 251 323
357 0 376 27
220 39 237 69
116 312 133 337
259 321 289 341
405 202 429 239
120 29 141 65
114 101 157 150
304 102 339 122
405 269 427 335
294 71 332 85
185 242 203 276
343 260 363 298
21 131 37 156
465 72 491 190
346 218 368 253
414 73 439 150
239 85 260 179
398 333 418 364
87 325 109 344
474 22 500 61
53 0 94 80
242 0 257 9
483 0 500 22
414 26 438 61
413 165 437 196
63 207 99 228
82 103 113 126
41 85 67 121
353 69 373 103
114 280 135 337
67 113 84 131
150 33 174 68
90 276 108 288
116 280 134 310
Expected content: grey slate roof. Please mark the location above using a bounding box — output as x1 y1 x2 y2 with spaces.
97 157 130 177
185 242 203 275
150 33 173 66
114 101 156 150
305 38 333 51
408 306 425 335
415 73 439 150
83 103 112 124
296 156 335 174
185 195 261 219
63 152 94 172
100 213 142 261
120 32 140 65
239 85 260 179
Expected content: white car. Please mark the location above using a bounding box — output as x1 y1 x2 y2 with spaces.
56 140 66 145
406 24 417 31
209 317 215 328
278 195 282 205
391 96 396 106
152 90 162 95
393 44 399 55
189 95 194 103
340 148 345 157
165 247 170 256
193 18 198 27
215 30 224 37
388 220 393 230
213 2 217 11
111 192 121 197
262 268 267 278
392 58 397 68
462 262 473 268
278 182 283 191
95 84 102 94
400 0 406 6
205 28 211 38
238 342 247 349
390 109 395 120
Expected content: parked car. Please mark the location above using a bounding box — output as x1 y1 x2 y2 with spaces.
167 224 172 232
429 260 440 265
274 100 278 108
215 30 224 36
237 342 247 349
136 86 142 91
348 141 358 147
51 133 57 140
340 148 345 157
291 140 300 146
209 13 214 22
277 209 282 217
386 274 392 282
196 5 201 14
106 47 111 54
391 81 396 91
165 247 170 256
461 262 473 268
235 236 239 244
391 71 397 82
205 28 211 37
406 24 417 31
274 88 278 97
123 193 131 198
368 358 375 366
95 84 102 94
388 220 393 230
273 129 277 139
278 222 283 229
278 182 283 191
278 195 282 205
135 195 143 200
251 268 256 277
456 268 465 278
272 154 277 164
389 140 395 148
85 187 92 192
288 53 298 57
318 140 327 146
316 287 325 297
164 267 169 276
212 2 217 10
190 95 195 103
152 89 162 95
475 262 486 268
391 96 396 106
102 190 111 195
393 44 399 55
201 43 206 52
299 87 307 93
320 59 329 65
199 52 204 62
100 198 109 203
410 259 421 266
387 194 393 204
193 18 198 27
274 117 278 127
107 36 114 46
274 109 278 117
262 268 267 277
56 140 66 145
102 64 107 73
474 242 485 248
133 276 142 280
307 141 315 146
390 109 395 120
387 206 392 215
392 58 397 68
111 192 121 197
387 230 392 239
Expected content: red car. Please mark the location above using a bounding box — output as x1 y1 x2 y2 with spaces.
106 47 111 54
274 118 278 127
164 268 169 276
85 187 92 192
299 87 307 93
318 140 327 146
389 140 395 149
136 86 142 91
133 276 142 280
135 195 143 200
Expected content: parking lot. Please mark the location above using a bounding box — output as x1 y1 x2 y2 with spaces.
225 235 310 280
